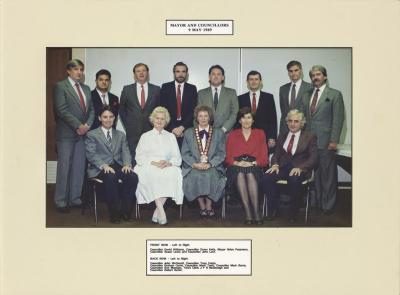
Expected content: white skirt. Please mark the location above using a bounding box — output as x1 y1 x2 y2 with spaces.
134 164 184 204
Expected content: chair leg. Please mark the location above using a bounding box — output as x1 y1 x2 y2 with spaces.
179 204 183 220
93 184 98 224
135 202 140 219
305 186 310 224
262 193 266 218
222 195 226 219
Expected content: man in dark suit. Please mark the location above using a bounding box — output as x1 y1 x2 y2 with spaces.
279 60 313 135
262 109 318 223
238 70 277 149
300 65 344 215
197 65 238 133
85 106 138 223
160 62 198 148
53 59 94 213
119 63 160 164
90 69 119 130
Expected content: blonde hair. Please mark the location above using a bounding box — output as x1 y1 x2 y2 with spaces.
149 106 171 125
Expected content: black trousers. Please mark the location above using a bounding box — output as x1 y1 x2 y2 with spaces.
262 164 306 219
98 164 138 219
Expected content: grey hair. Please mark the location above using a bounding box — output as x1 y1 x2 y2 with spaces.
286 109 306 128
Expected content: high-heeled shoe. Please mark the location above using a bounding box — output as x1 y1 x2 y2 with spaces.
244 220 253 225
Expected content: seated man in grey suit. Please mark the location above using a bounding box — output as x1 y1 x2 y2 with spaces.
119 63 160 164
299 65 344 215
53 59 94 213
85 106 139 224
279 60 312 135
197 65 238 133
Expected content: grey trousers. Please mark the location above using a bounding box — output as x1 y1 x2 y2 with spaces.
54 138 86 208
315 149 337 211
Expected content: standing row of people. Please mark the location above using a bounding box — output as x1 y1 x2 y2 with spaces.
52 58 344 224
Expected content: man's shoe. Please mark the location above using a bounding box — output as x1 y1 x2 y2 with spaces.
121 214 135 222
110 218 121 224
57 207 70 214
321 209 334 216
265 216 274 221
69 204 82 209
288 218 297 224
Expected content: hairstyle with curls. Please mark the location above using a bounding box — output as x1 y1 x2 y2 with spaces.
149 106 171 126
193 105 214 125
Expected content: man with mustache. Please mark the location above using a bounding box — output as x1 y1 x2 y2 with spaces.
300 65 344 215
160 62 198 148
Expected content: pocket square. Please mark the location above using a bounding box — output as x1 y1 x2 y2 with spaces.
325 97 330 102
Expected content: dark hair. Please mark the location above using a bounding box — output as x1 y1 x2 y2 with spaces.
236 106 255 123
194 105 214 125
99 105 116 117
95 69 111 80
286 60 302 70
246 70 262 80
208 64 225 76
173 62 188 72
133 63 149 72
66 59 84 70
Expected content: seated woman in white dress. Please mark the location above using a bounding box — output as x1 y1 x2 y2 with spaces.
134 106 183 225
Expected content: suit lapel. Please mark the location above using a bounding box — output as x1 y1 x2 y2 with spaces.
294 131 306 155
314 86 329 115
131 83 141 110
284 84 291 109
97 128 113 152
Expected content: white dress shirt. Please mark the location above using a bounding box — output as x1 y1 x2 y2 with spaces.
136 82 149 104
288 79 303 105
283 130 301 155
68 77 87 104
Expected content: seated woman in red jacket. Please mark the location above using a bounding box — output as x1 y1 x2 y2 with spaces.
226 107 269 225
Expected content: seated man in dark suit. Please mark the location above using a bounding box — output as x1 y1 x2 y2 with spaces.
238 70 277 149
85 106 138 224
90 69 119 130
262 109 318 223
160 62 198 148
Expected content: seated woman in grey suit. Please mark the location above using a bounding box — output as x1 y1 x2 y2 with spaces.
181 105 226 217
134 107 183 225
85 106 138 224
226 107 269 225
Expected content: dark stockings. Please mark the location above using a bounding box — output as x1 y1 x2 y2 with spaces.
236 172 260 221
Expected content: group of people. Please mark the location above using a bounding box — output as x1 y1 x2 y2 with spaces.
53 59 344 225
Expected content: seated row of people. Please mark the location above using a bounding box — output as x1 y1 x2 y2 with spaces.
85 104 317 225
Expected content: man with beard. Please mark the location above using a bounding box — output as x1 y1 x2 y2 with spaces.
300 65 344 215
119 63 160 164
160 62 198 148
279 60 312 135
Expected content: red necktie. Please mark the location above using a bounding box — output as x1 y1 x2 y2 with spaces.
140 85 145 109
75 83 86 113
310 88 319 115
287 134 295 155
251 92 257 113
176 84 182 119
290 83 296 109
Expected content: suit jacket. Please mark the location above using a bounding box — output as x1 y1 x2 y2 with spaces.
90 89 119 130
119 83 160 147
279 80 312 135
181 127 226 177
299 85 345 149
197 86 238 132
272 130 318 175
160 81 198 131
238 91 277 140
53 78 94 141
85 127 132 178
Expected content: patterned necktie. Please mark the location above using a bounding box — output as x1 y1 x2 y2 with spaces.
140 85 145 109
177 84 182 119
101 94 106 105
251 92 257 113
213 88 218 110
287 134 295 155
290 83 296 109
310 88 319 115
106 130 112 145
75 83 86 112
